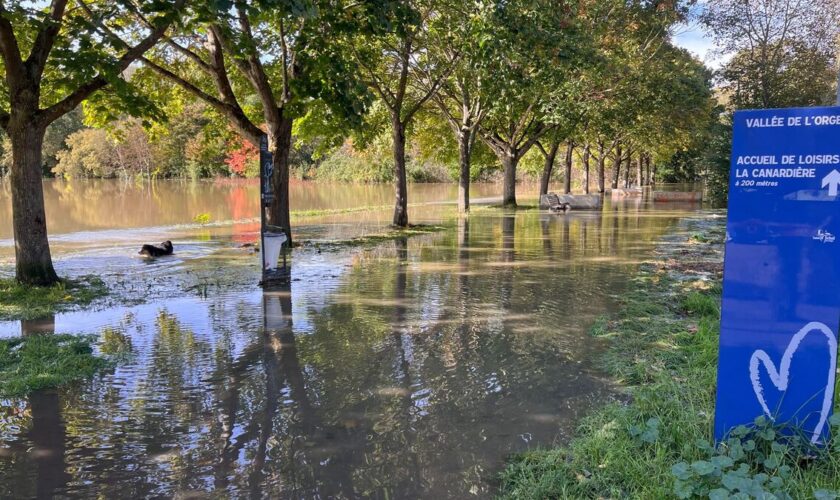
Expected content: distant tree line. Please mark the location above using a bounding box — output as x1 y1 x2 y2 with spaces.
1 0 836 285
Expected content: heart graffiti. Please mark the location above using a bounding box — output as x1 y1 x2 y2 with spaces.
749 321 837 444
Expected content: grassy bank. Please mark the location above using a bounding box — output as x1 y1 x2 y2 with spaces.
0 334 111 397
0 276 108 321
500 217 840 499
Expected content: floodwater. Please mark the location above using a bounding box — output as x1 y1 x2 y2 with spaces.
0 179 703 498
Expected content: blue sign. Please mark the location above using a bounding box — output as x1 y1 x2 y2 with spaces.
715 106 840 445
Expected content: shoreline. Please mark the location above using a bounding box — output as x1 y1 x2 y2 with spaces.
499 214 840 498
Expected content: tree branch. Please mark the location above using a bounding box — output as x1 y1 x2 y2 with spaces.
40 0 187 125
125 2 213 74
0 2 24 84
25 0 69 78
233 3 280 120
142 57 262 145
403 50 460 125
516 123 551 161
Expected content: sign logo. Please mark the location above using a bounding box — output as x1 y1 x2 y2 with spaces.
748 322 837 443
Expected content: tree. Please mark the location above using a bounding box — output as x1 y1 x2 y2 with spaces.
423 1 492 213
479 0 592 207
702 0 840 109
351 0 457 226
141 0 382 243
0 0 184 285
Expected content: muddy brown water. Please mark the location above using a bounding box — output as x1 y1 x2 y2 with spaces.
0 179 704 498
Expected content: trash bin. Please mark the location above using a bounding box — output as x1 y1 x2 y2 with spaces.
262 230 287 272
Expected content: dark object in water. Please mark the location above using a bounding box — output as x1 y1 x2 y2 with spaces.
550 202 572 213
544 193 572 213
139 240 173 257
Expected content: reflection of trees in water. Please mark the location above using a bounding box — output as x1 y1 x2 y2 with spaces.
29 391 70 499
0 209 687 498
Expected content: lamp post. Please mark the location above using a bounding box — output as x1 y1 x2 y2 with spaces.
259 135 290 286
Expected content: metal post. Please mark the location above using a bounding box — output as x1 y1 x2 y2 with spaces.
259 135 269 278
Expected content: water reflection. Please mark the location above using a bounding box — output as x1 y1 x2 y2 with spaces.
0 205 701 498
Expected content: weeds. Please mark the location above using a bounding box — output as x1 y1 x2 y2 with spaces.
0 334 111 397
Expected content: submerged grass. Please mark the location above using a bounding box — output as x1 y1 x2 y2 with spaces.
0 275 108 321
499 222 840 499
0 334 111 397
305 224 449 251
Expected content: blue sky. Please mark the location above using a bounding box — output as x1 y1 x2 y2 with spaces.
674 22 718 66
671 2 729 70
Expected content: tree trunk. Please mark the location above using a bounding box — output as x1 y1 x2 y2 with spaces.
539 141 560 196
268 117 294 245
501 152 517 208
564 141 574 194
635 152 643 187
30 390 69 498
9 122 58 285
623 152 630 188
597 141 606 194
583 145 591 194
649 156 656 185
392 115 409 226
457 129 471 213
611 144 622 190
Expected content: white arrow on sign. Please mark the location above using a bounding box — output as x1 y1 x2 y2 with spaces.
822 170 840 196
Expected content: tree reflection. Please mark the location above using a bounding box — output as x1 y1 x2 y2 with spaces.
0 207 691 498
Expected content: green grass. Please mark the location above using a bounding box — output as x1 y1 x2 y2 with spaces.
0 275 108 321
499 231 840 499
0 334 111 397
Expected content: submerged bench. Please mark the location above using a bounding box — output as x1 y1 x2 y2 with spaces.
652 191 703 202
540 193 603 211
611 188 643 198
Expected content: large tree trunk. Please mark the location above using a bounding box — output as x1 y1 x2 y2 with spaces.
392 115 409 226
611 144 622 190
583 145 591 194
539 141 560 196
268 117 294 246
501 152 517 208
9 122 58 286
597 141 606 194
563 141 574 194
457 129 472 213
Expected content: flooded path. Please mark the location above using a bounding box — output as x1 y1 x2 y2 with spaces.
0 180 705 498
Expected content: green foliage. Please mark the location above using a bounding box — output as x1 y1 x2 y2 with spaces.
53 127 117 178
702 0 840 110
657 115 732 207
315 132 452 183
316 137 394 183
193 213 211 225
0 276 108 321
703 120 734 207
671 417 840 499
0 334 111 397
